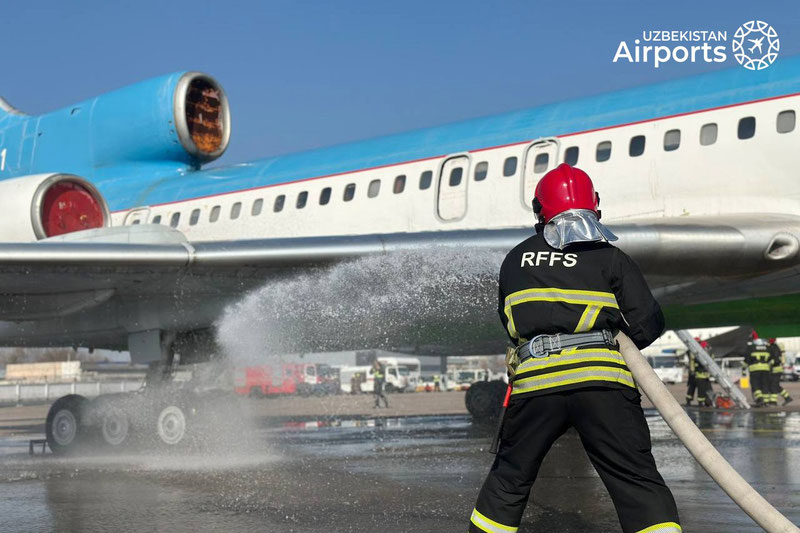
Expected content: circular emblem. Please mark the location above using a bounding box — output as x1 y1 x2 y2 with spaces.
732 20 780 70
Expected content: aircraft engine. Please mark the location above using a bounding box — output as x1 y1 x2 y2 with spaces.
0 173 110 241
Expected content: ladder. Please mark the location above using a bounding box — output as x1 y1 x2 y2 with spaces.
675 330 750 409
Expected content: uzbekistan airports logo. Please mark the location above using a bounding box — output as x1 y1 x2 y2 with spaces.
612 20 780 70
731 20 780 70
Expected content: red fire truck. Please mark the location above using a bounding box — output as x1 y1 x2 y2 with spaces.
234 363 339 397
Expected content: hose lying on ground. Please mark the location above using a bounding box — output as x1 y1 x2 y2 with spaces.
616 332 799 533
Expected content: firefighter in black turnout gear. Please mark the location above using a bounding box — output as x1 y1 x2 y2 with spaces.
372 359 389 408
768 338 793 405
745 335 772 407
470 165 680 533
686 339 713 407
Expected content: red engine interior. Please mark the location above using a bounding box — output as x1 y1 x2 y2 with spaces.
40 181 105 237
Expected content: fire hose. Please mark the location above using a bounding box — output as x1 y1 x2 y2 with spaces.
616 332 799 532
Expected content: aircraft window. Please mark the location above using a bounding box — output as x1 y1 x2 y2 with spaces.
474 161 488 181
297 191 308 209
533 153 549 173
664 129 680 151
274 195 285 212
419 170 433 190
230 202 242 219
344 183 356 201
777 110 796 133
251 198 263 216
131 219 141 225
210 206 220 222
503 156 518 176
738 116 756 139
393 175 406 194
189 209 200 226
596 141 611 162
629 135 645 157
449 167 463 187
700 123 718 145
368 179 381 198
170 212 180 228
320 187 332 205
564 146 579 165
152 215 162 224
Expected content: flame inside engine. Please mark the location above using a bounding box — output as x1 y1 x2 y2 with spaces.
184 77 224 155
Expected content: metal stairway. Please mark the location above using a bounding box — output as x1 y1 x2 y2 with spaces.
675 329 750 409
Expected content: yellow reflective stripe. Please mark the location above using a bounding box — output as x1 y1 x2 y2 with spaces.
504 306 519 340
772 366 783 373
574 305 601 333
512 366 635 394
504 287 619 309
470 509 518 533
749 363 771 372
515 348 625 377
504 288 618 339
636 521 682 533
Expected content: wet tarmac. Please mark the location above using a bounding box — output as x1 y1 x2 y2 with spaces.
0 410 798 532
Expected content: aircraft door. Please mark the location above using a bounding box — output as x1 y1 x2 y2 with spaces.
123 207 150 225
436 155 470 221
522 138 560 209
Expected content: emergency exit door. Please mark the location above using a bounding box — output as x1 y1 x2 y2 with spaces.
436 155 470 221
124 207 151 225
522 138 560 209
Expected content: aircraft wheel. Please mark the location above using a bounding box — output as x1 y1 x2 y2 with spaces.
156 404 188 446
46 394 89 455
465 381 506 421
99 404 131 448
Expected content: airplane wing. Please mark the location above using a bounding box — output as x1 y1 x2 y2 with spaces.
0 214 798 357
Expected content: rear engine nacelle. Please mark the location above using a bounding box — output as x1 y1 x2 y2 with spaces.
0 173 110 241
1 72 231 182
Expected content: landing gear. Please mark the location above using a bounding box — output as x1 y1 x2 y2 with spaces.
46 394 89 455
44 328 223 455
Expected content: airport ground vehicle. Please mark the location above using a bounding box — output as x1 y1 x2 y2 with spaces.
448 369 499 390
783 354 799 381
646 355 684 384
339 361 410 393
377 356 421 391
234 363 339 398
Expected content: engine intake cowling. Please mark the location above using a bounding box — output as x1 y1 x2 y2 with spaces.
0 174 110 241
8 72 231 181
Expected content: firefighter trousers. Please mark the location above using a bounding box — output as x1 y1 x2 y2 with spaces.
684 374 696 404
750 371 770 405
470 388 680 533
770 372 789 404
695 377 712 406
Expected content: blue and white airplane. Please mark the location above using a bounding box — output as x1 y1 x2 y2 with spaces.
1 61 799 450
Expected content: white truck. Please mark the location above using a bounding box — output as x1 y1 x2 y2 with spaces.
646 354 683 384
339 357 420 393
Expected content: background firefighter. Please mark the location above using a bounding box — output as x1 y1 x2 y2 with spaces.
745 335 772 407
469 164 680 533
768 338 793 406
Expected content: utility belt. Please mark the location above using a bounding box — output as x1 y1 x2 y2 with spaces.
506 329 617 378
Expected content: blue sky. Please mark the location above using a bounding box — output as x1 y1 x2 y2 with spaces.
3 0 799 166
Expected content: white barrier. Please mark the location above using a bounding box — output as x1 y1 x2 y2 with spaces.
0 380 143 405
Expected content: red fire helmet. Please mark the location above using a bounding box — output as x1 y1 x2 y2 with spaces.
533 164 600 223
